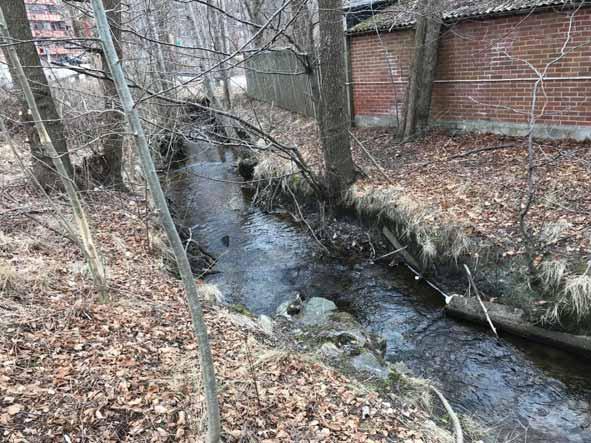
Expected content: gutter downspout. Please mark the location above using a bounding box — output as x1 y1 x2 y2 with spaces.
344 14 354 127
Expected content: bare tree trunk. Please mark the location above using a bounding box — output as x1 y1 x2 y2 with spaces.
0 0 74 188
90 1 221 441
100 0 126 189
403 2 428 138
217 0 232 109
0 6 107 294
290 0 314 53
415 6 441 132
206 0 231 109
244 0 266 48
154 1 177 96
402 0 441 137
142 0 170 94
188 2 219 107
317 0 355 198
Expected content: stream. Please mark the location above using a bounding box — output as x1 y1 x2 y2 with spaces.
169 141 591 443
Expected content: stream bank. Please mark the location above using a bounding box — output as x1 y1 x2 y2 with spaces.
233 97 591 338
168 138 591 443
248 146 591 351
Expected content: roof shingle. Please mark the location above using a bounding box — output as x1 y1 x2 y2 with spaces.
349 0 578 33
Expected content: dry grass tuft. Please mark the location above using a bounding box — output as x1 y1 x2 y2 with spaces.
447 228 473 263
390 362 433 412
347 185 475 266
538 259 567 290
0 259 18 293
539 220 571 245
197 283 224 304
545 269 591 325
561 274 591 318
417 232 438 264
254 152 312 195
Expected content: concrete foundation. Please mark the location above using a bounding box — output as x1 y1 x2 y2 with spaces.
354 114 399 128
353 115 591 141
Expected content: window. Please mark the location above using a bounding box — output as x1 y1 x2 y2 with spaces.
27 5 48 13
51 22 66 31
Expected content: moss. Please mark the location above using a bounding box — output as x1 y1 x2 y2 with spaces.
387 367 404 385
230 303 253 317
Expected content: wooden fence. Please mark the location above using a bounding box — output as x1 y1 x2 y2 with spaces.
244 49 318 118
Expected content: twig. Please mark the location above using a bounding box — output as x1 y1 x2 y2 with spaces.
374 246 408 261
382 227 421 270
464 265 498 337
243 334 263 411
431 386 464 443
287 186 329 253
382 227 453 301
444 144 518 161
350 130 395 185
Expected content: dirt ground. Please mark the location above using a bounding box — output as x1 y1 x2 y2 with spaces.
1 140 439 441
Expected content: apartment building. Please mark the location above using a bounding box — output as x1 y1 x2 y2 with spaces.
25 0 77 61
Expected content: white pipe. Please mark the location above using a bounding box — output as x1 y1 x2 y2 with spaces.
347 76 591 85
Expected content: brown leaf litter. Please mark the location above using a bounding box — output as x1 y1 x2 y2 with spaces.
235 97 591 270
1 145 437 441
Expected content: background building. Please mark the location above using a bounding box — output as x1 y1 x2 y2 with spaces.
24 0 78 61
348 0 591 140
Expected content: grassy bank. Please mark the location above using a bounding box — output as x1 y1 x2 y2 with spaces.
236 97 591 335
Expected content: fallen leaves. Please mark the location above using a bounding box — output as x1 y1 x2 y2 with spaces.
235 97 591 271
6 404 22 416
0 185 426 442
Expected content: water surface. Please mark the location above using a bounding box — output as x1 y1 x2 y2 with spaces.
169 141 591 442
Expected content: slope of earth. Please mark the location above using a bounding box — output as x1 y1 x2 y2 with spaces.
0 142 440 442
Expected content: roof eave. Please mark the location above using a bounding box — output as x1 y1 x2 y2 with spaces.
348 2 590 37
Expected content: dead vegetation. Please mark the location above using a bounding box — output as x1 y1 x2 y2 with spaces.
1 141 443 441
235 97 591 332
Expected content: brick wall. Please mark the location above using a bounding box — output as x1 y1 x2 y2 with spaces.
350 7 591 135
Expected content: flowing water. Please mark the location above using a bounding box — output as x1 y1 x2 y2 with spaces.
169 141 591 442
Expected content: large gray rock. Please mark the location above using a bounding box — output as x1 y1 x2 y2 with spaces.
276 301 290 317
319 342 343 358
351 351 389 379
258 315 273 335
300 297 337 325
276 295 303 318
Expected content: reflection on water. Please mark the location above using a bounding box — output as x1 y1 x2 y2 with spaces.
168 141 591 443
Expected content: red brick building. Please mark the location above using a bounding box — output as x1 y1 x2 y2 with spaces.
25 0 77 60
348 0 591 139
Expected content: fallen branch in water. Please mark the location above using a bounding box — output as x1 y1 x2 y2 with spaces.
382 227 453 301
464 265 498 338
431 386 464 443
374 245 408 262
382 227 421 271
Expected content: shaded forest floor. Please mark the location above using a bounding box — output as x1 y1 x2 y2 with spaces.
235 97 591 329
0 140 441 441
